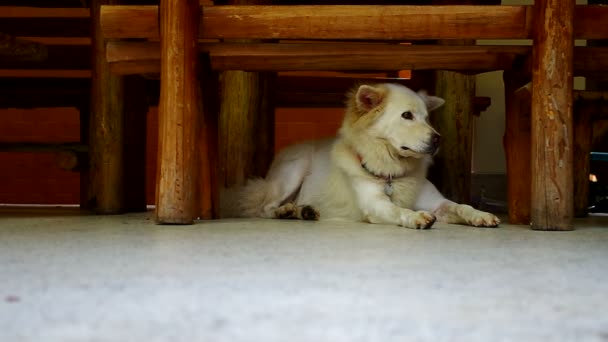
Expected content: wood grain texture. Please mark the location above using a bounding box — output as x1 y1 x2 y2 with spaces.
531 0 575 230
89 0 125 214
106 41 530 74
431 69 475 204
218 70 275 187
503 72 531 225
101 5 531 40
155 0 200 224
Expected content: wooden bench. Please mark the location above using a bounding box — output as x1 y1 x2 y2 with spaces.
96 1 608 230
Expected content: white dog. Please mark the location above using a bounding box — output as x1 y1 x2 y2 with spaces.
222 83 500 229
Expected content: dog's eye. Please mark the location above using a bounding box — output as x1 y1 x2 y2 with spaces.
401 111 414 120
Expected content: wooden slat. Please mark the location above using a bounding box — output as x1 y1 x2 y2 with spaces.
0 142 88 153
0 17 90 38
575 5 608 40
0 33 48 62
0 77 90 108
573 46 608 75
106 41 530 74
1 45 90 70
101 5 532 40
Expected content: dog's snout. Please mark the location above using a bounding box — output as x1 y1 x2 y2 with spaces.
431 133 441 148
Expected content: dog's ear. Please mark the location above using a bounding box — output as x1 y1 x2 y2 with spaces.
356 85 386 112
418 90 445 112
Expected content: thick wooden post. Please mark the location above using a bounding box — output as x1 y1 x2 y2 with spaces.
531 0 575 230
89 0 125 214
218 71 275 187
217 0 276 188
573 96 593 218
429 0 495 204
155 0 200 224
503 71 531 225
432 68 475 204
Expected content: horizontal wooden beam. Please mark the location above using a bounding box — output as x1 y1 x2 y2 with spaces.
100 5 608 40
2 0 87 6
0 142 88 153
0 17 90 38
101 5 533 40
0 32 48 62
1 45 90 70
0 77 90 108
106 41 530 74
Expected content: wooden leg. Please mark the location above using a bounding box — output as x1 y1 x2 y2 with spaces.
503 71 531 225
432 69 475 204
218 71 275 188
155 0 200 224
123 75 148 212
531 0 575 230
573 98 593 218
89 0 125 214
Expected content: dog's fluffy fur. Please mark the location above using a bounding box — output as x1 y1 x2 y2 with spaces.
221 83 500 229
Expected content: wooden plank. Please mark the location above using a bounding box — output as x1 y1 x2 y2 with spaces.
574 46 608 76
531 0 575 231
0 32 48 62
0 17 91 38
574 5 608 40
1 44 90 70
88 0 126 214
106 41 530 74
101 5 532 40
0 77 90 108
2 0 87 6
155 0 200 224
0 142 88 153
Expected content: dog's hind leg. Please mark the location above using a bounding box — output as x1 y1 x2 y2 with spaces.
259 148 314 219
274 203 320 221
415 180 500 227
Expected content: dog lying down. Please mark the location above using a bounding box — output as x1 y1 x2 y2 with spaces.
221 83 500 229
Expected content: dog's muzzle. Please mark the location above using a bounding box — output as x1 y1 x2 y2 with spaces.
427 133 441 154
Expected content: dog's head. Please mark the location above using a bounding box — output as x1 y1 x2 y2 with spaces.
344 83 444 158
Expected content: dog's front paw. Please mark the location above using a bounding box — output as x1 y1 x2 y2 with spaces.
468 211 500 228
401 211 436 229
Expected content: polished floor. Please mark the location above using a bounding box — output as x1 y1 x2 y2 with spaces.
1 209 607 342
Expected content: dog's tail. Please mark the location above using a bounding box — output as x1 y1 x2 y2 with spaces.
220 178 279 218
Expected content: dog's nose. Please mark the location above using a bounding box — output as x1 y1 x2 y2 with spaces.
431 133 441 148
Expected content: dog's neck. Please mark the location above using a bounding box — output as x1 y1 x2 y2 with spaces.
344 133 425 179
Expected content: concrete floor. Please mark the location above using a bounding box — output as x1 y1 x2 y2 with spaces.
1 209 608 342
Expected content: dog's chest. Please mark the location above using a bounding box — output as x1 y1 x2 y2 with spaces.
386 176 422 209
